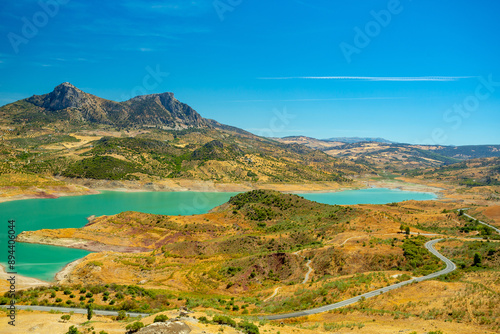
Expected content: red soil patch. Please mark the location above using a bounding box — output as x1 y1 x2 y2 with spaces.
35 191 59 199
483 205 500 223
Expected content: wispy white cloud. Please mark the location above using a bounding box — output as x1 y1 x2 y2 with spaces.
258 76 475 82
228 97 407 102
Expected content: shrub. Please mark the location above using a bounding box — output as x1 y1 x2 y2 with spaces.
239 321 260 334
198 316 209 324
212 315 237 328
116 310 128 320
154 314 169 323
125 322 144 333
66 326 80 334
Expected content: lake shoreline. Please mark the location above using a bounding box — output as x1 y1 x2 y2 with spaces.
1 181 443 284
0 263 50 293
0 178 445 204
54 258 84 285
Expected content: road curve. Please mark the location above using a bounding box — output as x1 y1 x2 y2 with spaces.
264 238 456 320
463 212 500 234
3 240 456 321
4 305 149 317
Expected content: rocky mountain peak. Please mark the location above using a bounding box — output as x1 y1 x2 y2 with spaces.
58 82 78 89
127 92 174 102
27 82 89 111
14 83 210 129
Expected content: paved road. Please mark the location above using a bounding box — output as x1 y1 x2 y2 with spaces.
3 305 149 317
3 238 462 321
463 212 500 234
264 239 456 320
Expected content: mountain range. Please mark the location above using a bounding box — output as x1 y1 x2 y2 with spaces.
1 83 498 185
322 137 396 144
0 83 371 183
1 82 223 130
277 136 500 171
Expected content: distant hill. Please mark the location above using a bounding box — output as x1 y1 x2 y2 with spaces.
276 136 500 171
406 157 500 187
323 137 397 144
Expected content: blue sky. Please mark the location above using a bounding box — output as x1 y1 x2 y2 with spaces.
1 0 499 145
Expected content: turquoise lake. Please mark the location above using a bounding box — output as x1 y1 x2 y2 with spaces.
0 188 436 281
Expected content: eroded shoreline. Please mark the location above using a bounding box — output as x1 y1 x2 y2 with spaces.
2 178 445 286
0 177 446 204
0 264 50 293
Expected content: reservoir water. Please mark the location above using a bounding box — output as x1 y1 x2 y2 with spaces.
0 188 436 281
301 188 436 205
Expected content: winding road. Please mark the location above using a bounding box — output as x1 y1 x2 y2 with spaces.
264 238 456 320
6 239 457 321
10 208 498 321
462 211 500 234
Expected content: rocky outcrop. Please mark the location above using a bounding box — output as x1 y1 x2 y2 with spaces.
136 321 192 334
27 82 88 111
124 92 207 128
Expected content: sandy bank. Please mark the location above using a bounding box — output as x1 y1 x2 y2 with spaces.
57 177 446 196
0 264 50 293
54 258 84 284
0 188 100 204
16 232 148 253
59 177 360 193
